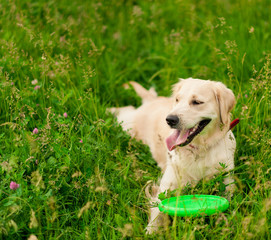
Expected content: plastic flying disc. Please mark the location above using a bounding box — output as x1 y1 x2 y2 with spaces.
158 195 229 217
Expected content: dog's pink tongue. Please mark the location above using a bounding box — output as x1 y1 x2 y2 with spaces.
166 130 190 151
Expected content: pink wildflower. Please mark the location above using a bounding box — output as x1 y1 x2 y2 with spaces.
34 85 41 90
80 139 83 143
33 128 39 134
63 112 68 118
10 181 20 190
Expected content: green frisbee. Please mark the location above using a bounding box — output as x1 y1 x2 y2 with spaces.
158 195 229 217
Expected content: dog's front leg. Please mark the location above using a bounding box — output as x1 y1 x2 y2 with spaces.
224 172 236 200
146 163 180 234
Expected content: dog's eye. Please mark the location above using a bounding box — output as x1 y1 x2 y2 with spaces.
176 98 179 103
192 100 204 105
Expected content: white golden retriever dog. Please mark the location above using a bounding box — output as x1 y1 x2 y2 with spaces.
110 78 236 233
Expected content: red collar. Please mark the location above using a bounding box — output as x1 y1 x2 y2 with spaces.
229 118 239 130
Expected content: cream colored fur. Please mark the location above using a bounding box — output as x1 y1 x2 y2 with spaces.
110 78 236 234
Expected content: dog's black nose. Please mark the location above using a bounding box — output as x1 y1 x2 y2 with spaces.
166 115 179 127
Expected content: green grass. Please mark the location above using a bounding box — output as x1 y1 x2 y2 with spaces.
0 0 270 239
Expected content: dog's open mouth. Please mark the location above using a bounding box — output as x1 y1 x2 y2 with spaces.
166 119 211 151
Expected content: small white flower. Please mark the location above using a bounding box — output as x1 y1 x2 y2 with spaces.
31 79 38 85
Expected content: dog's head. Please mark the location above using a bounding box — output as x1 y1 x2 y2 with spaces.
166 78 236 151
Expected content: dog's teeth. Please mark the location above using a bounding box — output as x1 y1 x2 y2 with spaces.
190 128 196 134
190 124 198 135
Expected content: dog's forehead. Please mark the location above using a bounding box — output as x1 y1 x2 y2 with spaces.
178 80 214 98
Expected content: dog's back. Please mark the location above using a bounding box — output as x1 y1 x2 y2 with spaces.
109 82 172 170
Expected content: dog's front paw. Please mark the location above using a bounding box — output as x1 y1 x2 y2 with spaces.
145 224 158 235
225 181 236 201
146 207 162 235
146 207 170 235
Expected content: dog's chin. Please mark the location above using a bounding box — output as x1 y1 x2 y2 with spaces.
166 119 212 151
180 119 212 146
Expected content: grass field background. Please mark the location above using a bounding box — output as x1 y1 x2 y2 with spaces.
0 0 270 239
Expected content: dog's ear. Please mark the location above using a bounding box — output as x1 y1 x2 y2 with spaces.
172 78 184 96
213 82 236 125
